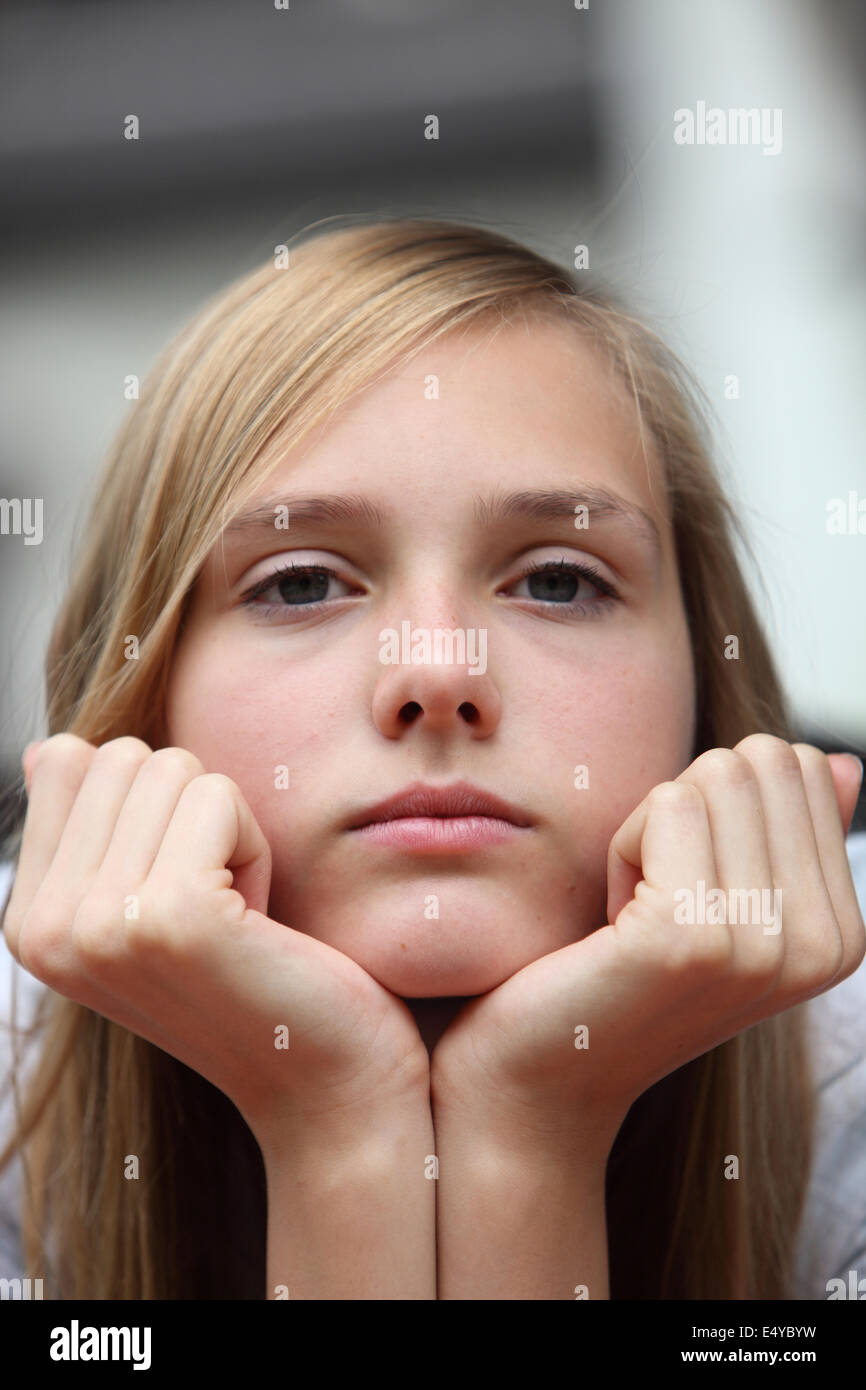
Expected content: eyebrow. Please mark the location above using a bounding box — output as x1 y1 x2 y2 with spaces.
222 487 662 558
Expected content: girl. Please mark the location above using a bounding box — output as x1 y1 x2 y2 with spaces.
0 216 863 1300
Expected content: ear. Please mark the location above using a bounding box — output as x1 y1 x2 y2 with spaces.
827 753 864 837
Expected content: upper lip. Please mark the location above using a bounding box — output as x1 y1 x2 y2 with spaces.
345 780 533 830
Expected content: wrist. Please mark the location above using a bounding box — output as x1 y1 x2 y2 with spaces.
433 1091 612 1301
259 1072 437 1301
255 1072 434 1177
431 1055 621 1173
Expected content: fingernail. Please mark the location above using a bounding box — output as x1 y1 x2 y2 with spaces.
842 753 864 789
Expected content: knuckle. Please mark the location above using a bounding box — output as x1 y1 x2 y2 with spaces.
643 926 732 982
790 742 831 781
647 780 704 816
93 736 152 770
623 899 734 975
145 746 205 781
33 732 92 774
735 732 800 777
124 913 168 957
693 746 756 787
132 885 193 956
786 925 845 993
19 902 55 942
744 944 784 992
681 926 735 975
70 895 121 965
181 771 237 805
17 905 69 984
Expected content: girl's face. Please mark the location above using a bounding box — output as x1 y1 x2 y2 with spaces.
165 316 696 996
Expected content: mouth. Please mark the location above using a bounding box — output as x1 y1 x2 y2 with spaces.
344 780 534 853
344 779 533 830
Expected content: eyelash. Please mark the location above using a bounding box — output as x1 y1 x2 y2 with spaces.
239 557 621 621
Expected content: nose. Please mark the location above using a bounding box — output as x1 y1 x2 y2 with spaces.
371 614 502 740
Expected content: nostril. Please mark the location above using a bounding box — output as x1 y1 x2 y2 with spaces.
459 703 479 724
398 702 422 724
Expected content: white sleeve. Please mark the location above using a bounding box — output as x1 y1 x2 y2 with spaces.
0 860 50 1281
793 828 866 1299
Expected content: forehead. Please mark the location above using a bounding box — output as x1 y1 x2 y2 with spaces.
190 317 680 614
245 315 668 524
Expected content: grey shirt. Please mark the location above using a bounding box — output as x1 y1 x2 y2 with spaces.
2 838 866 1298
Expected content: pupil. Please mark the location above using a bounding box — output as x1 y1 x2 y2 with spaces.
277 571 329 604
529 571 578 602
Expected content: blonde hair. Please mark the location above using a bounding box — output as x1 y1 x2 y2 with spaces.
0 216 813 1298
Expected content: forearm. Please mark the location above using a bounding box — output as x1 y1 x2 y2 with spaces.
260 1088 437 1300
433 1104 611 1300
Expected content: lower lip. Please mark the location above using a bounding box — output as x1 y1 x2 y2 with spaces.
350 815 529 851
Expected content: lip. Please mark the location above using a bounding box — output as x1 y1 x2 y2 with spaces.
351 816 527 852
344 779 534 831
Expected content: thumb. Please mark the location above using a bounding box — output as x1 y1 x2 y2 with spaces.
604 795 649 927
826 752 864 837
224 784 274 920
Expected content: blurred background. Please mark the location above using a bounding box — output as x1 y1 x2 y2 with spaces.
1 0 864 836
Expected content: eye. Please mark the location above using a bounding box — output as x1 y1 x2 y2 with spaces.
505 557 620 611
239 555 621 624
240 562 357 619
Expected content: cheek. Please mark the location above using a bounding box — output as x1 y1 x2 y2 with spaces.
163 641 327 815
537 638 695 858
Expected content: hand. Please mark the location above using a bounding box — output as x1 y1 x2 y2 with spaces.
2 734 429 1157
430 736 865 1160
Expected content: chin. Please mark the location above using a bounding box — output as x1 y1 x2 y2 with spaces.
337 934 530 999
367 958 510 998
